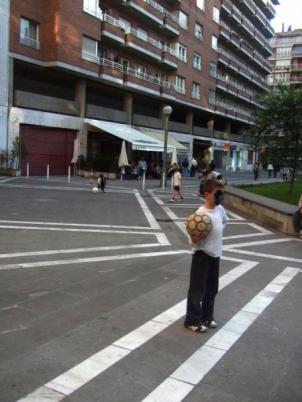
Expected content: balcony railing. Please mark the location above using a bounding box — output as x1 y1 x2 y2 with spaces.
99 58 177 93
221 0 272 53
101 14 176 57
240 0 275 35
215 99 254 121
218 47 269 91
82 51 100 63
220 22 272 72
20 36 40 50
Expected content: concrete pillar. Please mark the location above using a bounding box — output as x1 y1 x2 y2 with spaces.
75 80 87 157
185 110 193 134
225 121 232 171
123 93 133 125
0 0 10 153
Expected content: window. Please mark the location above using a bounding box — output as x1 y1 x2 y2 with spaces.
210 62 217 78
178 11 188 29
213 6 220 23
196 0 205 10
135 64 147 75
119 17 131 31
193 53 202 70
212 35 218 51
20 18 39 49
276 47 292 57
137 27 148 41
175 76 185 94
208 89 216 105
192 82 200 99
177 43 187 62
276 59 291 69
83 0 101 17
82 36 99 63
195 22 203 40
114 57 129 71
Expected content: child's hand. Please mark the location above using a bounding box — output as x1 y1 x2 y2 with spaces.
190 232 207 243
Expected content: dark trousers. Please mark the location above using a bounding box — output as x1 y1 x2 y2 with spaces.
185 250 220 325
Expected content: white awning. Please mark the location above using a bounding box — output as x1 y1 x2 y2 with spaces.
85 119 174 152
138 127 188 153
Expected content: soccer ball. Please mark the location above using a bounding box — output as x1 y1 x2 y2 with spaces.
92 187 99 193
186 212 212 237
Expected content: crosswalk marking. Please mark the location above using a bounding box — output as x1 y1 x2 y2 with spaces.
142 267 299 402
16 260 258 401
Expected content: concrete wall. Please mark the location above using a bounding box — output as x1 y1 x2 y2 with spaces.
224 186 296 235
86 105 127 123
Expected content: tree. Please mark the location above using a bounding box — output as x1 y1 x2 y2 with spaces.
251 85 302 192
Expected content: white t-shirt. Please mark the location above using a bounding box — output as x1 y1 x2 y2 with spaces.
190 205 228 257
173 171 182 186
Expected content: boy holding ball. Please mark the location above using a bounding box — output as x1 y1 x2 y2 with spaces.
184 179 228 333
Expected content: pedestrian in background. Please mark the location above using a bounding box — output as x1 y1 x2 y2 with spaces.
89 169 94 185
190 157 198 177
253 162 259 180
138 157 147 180
267 162 273 178
97 174 106 193
169 166 183 202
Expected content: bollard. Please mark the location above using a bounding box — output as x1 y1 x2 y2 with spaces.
47 164 49 180
26 162 29 178
68 166 71 182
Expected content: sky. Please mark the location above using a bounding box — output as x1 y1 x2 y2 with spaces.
271 0 302 32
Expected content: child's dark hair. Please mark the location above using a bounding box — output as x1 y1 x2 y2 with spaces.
203 178 224 194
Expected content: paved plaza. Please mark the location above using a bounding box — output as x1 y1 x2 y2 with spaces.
0 175 301 402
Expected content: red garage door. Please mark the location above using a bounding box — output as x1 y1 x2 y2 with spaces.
20 125 77 176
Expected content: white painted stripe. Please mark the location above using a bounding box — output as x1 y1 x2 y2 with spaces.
223 237 295 250
3 183 133 193
134 190 161 229
0 250 190 270
142 267 299 402
0 219 155 230
0 243 162 259
155 233 171 246
223 233 270 240
226 248 302 264
247 222 272 235
17 260 258 401
0 225 159 235
147 189 164 206
224 209 245 221
0 177 17 183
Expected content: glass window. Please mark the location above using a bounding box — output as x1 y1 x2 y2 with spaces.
210 62 217 77
179 11 188 29
196 0 205 10
176 76 185 94
192 82 200 99
20 18 39 49
195 22 203 40
212 35 218 51
193 53 202 70
82 36 99 62
208 89 216 104
83 0 100 15
213 6 220 23
177 43 187 62
137 27 148 41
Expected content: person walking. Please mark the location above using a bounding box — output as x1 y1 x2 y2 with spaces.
184 179 228 333
138 157 147 180
209 159 216 172
253 162 259 180
169 166 184 202
190 157 198 177
97 174 106 193
267 162 273 178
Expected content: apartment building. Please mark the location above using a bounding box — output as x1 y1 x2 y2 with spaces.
1 0 278 175
268 28 302 89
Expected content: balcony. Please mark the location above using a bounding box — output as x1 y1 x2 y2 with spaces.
20 36 40 50
100 15 177 69
123 67 161 95
221 0 272 54
101 15 125 45
216 75 255 104
219 22 272 73
160 81 176 99
239 0 275 37
215 100 254 123
99 59 124 84
122 0 179 37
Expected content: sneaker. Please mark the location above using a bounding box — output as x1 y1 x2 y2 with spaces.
169 198 175 203
204 320 218 329
184 324 207 333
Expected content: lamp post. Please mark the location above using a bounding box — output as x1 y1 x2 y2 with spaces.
161 105 173 189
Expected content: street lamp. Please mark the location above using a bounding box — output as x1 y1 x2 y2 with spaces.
161 105 173 189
